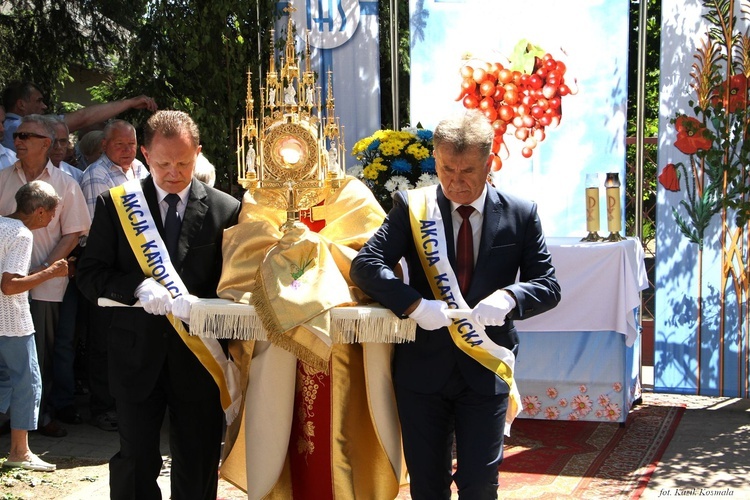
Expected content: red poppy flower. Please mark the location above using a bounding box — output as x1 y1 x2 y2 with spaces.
658 164 680 192
711 74 748 113
674 115 712 154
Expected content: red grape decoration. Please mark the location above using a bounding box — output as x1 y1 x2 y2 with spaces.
456 41 577 171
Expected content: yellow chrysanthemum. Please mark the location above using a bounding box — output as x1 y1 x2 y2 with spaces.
363 164 380 180
351 137 373 155
406 143 429 160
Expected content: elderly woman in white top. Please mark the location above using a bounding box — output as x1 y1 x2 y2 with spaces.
0 181 68 472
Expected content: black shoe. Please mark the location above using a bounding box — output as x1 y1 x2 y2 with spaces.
56 405 83 425
37 420 68 438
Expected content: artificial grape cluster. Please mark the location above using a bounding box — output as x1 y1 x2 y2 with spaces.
456 52 575 171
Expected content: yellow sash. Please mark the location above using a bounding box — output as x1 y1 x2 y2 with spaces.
407 186 521 432
110 180 241 424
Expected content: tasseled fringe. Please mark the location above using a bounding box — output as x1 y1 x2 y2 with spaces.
190 299 267 340
333 310 416 344
189 299 416 344
267 329 330 374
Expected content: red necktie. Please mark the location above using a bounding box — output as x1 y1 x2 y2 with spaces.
456 205 475 295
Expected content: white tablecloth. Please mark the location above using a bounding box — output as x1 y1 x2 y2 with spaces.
519 237 648 346
514 237 647 423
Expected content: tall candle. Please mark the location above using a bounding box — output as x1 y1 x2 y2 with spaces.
585 173 600 232
605 172 622 233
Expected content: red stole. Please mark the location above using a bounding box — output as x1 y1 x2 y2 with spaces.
288 202 334 499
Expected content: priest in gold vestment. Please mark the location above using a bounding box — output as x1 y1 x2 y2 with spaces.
215 176 406 499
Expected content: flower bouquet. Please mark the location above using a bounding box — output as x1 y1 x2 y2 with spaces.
349 127 438 212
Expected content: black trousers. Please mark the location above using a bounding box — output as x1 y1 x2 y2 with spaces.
109 361 223 500
395 367 508 500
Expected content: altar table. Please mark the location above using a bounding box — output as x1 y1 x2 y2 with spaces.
513 237 648 423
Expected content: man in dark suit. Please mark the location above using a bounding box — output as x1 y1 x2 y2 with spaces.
350 109 561 499
76 110 241 500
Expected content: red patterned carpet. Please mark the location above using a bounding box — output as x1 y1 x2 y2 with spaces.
398 398 685 499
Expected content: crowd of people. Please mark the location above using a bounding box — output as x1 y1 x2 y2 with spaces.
0 78 560 500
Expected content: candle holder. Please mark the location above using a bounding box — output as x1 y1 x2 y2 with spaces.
581 173 602 242
604 172 623 241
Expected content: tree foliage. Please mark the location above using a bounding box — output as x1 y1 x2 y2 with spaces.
625 0 662 241
91 0 278 193
379 0 411 129
0 0 147 104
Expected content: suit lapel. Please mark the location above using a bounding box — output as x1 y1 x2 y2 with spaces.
176 181 209 265
436 185 456 265
475 185 502 274
143 177 163 233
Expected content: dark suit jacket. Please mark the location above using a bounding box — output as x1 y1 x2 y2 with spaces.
76 176 241 402
350 184 561 396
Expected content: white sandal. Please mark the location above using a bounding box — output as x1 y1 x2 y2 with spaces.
2 453 56 472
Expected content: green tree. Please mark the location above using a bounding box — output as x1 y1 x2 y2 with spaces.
379 0 411 129
92 0 278 193
0 0 147 105
625 0 661 243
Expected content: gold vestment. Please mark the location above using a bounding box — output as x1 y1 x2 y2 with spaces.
217 177 404 499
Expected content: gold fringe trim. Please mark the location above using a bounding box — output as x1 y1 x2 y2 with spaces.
190 300 415 345
190 299 267 340
252 267 330 374
332 314 416 344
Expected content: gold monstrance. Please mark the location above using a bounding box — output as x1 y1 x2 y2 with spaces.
237 5 344 232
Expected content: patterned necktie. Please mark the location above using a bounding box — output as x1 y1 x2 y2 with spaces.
164 193 182 259
456 205 475 295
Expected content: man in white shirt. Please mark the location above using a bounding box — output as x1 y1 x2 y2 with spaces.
46 116 82 182
0 115 91 438
41 115 86 426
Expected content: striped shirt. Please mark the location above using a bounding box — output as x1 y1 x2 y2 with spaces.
79 155 149 218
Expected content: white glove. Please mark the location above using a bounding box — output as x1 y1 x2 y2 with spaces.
471 290 517 327
171 294 199 324
409 299 451 331
135 278 173 316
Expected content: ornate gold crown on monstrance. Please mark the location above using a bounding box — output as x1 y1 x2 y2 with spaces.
236 5 344 231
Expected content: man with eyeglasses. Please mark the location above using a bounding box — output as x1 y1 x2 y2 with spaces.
0 114 90 438
46 116 82 182
2 81 157 152
41 115 87 428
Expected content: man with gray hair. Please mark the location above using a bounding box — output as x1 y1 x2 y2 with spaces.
78 118 150 432
45 116 82 182
351 109 560 499
79 120 149 218
0 114 91 438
